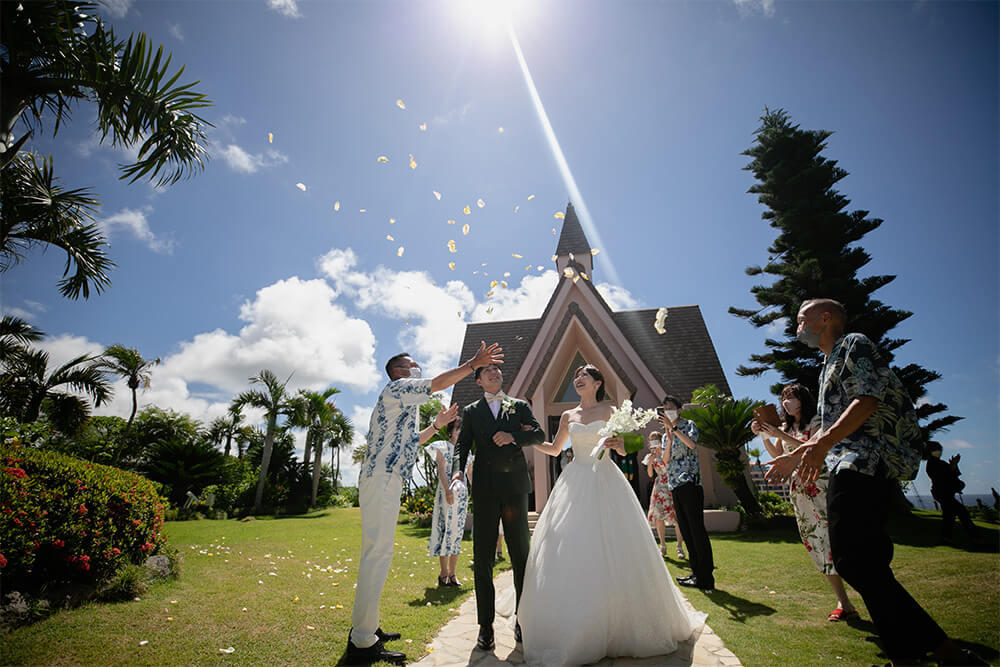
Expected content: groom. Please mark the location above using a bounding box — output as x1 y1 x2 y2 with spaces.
451 364 544 650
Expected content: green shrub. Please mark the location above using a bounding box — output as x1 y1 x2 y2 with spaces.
0 442 166 591
97 563 147 602
757 491 794 518
402 486 435 515
336 486 360 507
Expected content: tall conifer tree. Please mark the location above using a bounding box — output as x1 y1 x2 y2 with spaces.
731 109 960 441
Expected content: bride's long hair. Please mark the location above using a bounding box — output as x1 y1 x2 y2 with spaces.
575 364 606 402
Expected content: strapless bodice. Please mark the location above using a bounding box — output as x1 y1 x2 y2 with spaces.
567 420 607 462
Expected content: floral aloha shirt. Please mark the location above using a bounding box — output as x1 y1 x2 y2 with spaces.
361 378 433 482
666 419 701 491
820 333 922 480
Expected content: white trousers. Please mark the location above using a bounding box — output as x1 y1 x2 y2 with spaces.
350 472 402 648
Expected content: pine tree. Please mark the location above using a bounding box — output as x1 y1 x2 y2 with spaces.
730 108 960 441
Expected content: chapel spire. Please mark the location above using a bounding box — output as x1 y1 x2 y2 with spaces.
554 202 593 278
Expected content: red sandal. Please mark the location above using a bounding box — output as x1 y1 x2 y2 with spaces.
827 608 859 622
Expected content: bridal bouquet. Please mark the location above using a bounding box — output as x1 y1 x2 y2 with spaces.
591 399 660 460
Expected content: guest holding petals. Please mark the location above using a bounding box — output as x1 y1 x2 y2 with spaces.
752 383 859 622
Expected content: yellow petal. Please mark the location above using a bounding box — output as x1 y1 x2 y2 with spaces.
591 248 600 256
554 211 565 219
268 132 273 143
296 183 306 192
386 235 394 241
389 218 396 224
527 194 535 201
447 219 455 224
512 253 522 258
396 99 406 110
377 156 389 163
448 262 455 270
335 604 344 609
359 209 367 213
551 254 558 262
490 280 498 289
477 198 485 208
166 617 174 622
418 122 427 131
498 126 504 133
573 275 580 283
463 205 471 215
293 596 299 602
433 191 441 200
563 267 574 278
397 247 405 257
486 290 494 298
500 281 508 288
462 223 470 235
306 626 315 631
409 154 417 169
447 240 456 253
333 201 340 212
581 273 589 281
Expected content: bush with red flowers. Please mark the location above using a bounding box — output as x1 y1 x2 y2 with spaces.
0 442 166 591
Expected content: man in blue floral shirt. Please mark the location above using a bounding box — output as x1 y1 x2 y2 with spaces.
767 299 983 666
661 394 715 592
346 342 503 665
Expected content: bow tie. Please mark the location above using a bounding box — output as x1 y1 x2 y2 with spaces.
484 392 505 403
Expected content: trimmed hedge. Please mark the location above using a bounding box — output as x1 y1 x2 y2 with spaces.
0 443 166 590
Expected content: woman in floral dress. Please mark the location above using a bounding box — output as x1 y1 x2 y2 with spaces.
645 432 685 559
752 383 859 621
427 419 469 586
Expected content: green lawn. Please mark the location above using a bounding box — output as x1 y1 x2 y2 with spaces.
3 508 997 666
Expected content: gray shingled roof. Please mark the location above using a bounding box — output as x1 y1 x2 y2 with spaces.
554 203 592 257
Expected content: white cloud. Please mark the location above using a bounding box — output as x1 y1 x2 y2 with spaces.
596 282 641 310
218 144 289 174
732 0 776 16
267 0 301 18
97 207 175 254
339 404 373 487
945 439 976 450
168 22 184 41
433 102 473 126
100 0 132 18
2 306 37 321
765 316 789 335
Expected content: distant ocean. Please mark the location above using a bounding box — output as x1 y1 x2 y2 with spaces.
907 493 997 511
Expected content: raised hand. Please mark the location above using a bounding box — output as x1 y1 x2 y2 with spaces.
797 443 827 483
433 404 460 429
470 341 504 369
764 453 799 484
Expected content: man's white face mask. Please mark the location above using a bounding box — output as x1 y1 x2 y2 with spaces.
408 367 422 379
665 410 679 422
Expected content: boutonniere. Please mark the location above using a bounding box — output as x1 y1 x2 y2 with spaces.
500 396 517 416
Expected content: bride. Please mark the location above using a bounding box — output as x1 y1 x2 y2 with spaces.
515 364 706 666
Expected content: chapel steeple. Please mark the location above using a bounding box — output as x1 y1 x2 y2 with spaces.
553 202 593 278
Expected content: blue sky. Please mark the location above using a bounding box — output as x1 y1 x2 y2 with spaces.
5 0 997 496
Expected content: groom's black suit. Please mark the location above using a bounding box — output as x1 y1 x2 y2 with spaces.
453 395 544 627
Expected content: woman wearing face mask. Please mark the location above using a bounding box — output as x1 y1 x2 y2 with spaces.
751 383 859 622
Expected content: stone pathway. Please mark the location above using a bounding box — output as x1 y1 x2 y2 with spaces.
410 570 742 666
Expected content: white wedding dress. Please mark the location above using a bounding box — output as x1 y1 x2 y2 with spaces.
516 421 706 666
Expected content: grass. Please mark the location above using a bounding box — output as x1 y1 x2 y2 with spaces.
667 510 999 666
2 508 996 666
2 509 496 666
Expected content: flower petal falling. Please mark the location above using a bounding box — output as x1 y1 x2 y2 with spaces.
477 198 485 208
447 240 456 253
295 183 306 192
554 211 565 219
396 99 406 110
377 156 389 163
462 223 470 235
433 191 441 200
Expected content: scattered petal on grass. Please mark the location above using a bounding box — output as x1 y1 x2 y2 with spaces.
139 640 149 646
527 194 535 200
241 607 248 612
409 154 417 169
335 604 344 609
426 602 432 606
170 600 178 604
296 183 307 192
419 122 427 131
447 240 456 253
433 190 441 200
396 99 406 110
293 596 299 602
463 205 471 215
377 156 389 163
397 247 405 257
554 211 564 219
448 262 455 270
306 625 316 631
477 198 485 208
405 639 413 644
258 580 263 584
654 307 669 335
134 597 141 602
268 132 273 143
591 248 600 255
462 223 470 235
166 617 174 622
219 647 236 654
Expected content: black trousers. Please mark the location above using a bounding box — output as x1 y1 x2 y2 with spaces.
828 470 947 660
672 482 714 586
933 492 977 540
472 492 530 627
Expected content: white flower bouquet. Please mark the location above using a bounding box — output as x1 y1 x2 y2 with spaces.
591 399 660 459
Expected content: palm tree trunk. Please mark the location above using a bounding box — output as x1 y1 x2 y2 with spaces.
333 446 340 493
224 432 233 458
254 415 277 514
126 388 138 431
302 430 313 465
311 440 323 507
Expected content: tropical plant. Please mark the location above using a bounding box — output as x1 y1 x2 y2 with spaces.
0 315 44 363
124 405 202 469
234 370 296 514
207 404 244 458
143 437 225 506
327 410 354 494
97 344 159 431
682 385 763 516
0 1 212 299
0 347 111 434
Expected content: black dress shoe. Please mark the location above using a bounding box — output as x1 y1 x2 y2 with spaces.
514 622 522 643
344 638 406 665
677 577 699 588
676 574 695 584
376 627 401 642
476 625 495 651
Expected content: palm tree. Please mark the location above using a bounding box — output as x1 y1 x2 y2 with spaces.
98 344 159 431
207 405 244 458
682 385 763 517
327 410 354 494
291 388 341 507
234 370 296 514
1 347 111 433
0 315 44 363
1 1 212 299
